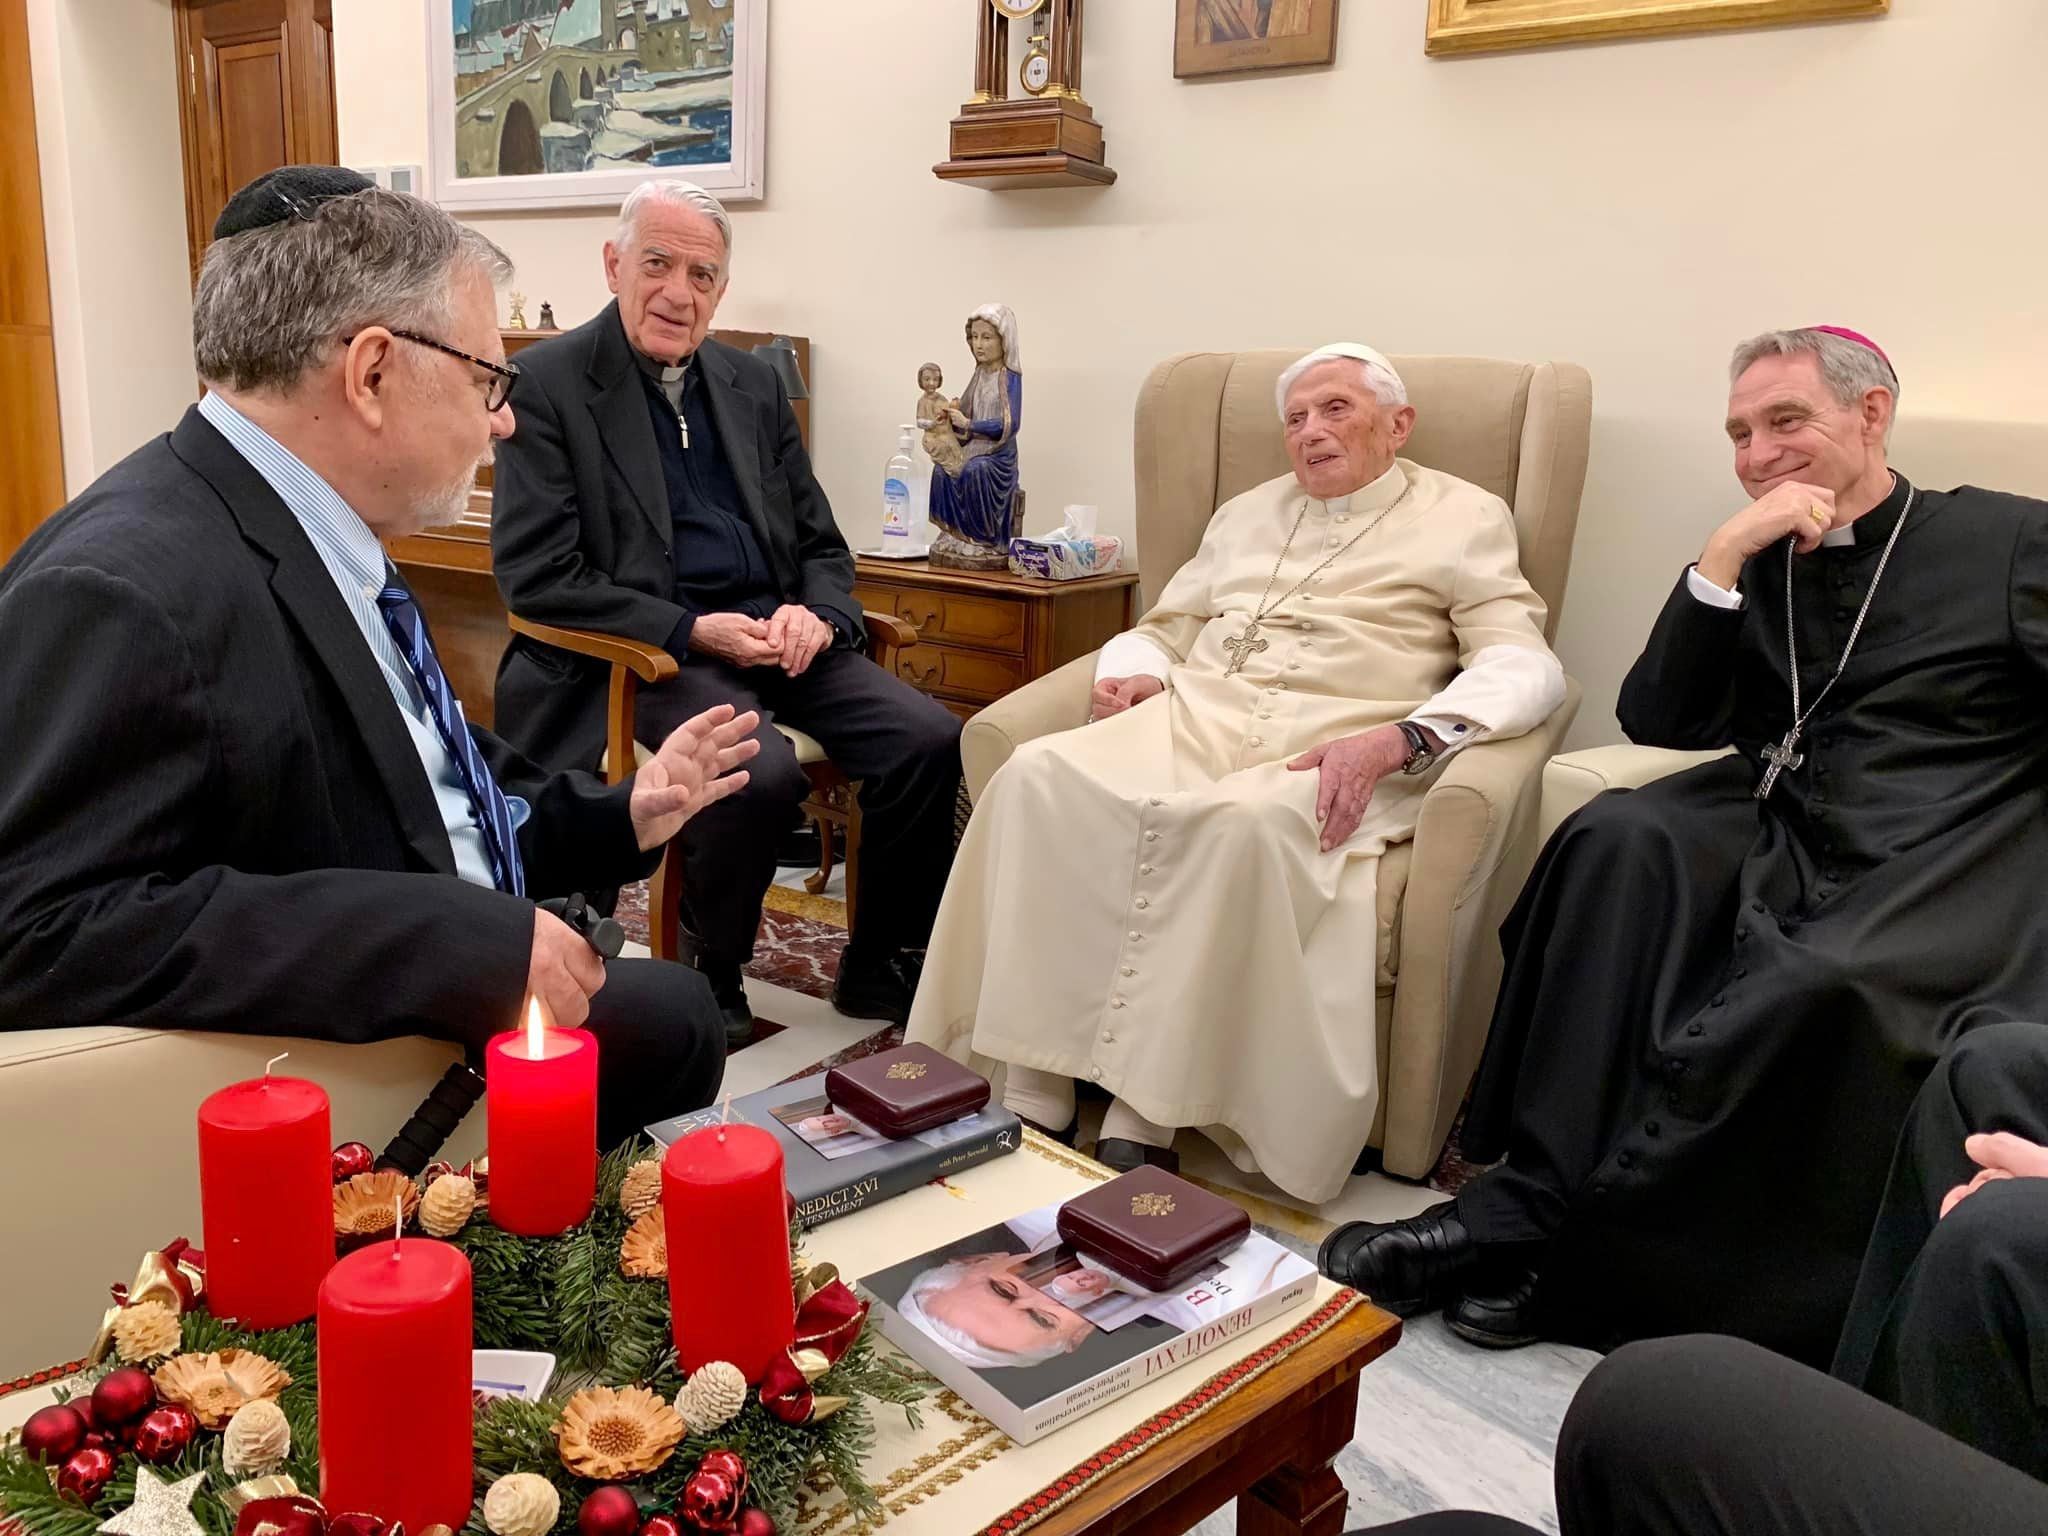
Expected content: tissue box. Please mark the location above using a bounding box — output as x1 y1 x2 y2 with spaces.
1007 532 1123 581
1055 1168 1251 1293
825 1044 991 1138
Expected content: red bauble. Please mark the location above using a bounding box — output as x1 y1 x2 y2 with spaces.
132 1403 199 1465
332 1141 376 1182
327 1513 392 1536
232 1496 328 1536
638 1516 685 1536
19 1404 88 1465
91 1367 158 1427
578 1486 642 1536
56 1446 117 1503
679 1470 742 1533
695 1452 748 1505
736 1512 776 1536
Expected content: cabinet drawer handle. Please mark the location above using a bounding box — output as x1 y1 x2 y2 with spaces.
899 655 941 687
905 603 941 633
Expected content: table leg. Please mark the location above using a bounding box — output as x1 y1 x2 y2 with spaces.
1239 1376 1358 1536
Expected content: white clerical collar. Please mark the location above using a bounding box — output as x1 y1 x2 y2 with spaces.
1311 459 1405 518
1820 524 1855 547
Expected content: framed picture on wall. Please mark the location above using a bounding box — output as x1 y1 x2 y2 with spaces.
426 0 766 211
1424 0 1888 57
1174 0 1341 79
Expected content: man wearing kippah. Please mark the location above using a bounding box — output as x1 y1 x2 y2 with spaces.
1324 327 2048 1365
908 344 1568 1198
0 167 752 1146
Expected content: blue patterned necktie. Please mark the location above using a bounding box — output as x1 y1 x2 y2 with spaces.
374 571 527 896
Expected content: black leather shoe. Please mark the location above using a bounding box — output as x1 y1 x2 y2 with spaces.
1317 1201 1477 1316
700 960 755 1051
1447 1266 1541 1349
1094 1136 1179 1174
832 947 920 1026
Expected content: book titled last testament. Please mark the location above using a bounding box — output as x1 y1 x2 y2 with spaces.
858 1194 1315 1444
645 1072 1021 1226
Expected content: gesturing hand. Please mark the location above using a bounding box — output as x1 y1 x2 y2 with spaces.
528 908 605 1028
1939 1132 2048 1219
1696 481 1838 590
630 703 762 851
766 604 833 676
690 612 781 668
1288 725 1408 853
1090 674 1165 722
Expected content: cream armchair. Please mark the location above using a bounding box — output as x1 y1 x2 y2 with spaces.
1538 745 1732 843
960 351 1593 1180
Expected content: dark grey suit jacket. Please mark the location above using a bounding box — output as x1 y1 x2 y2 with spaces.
490 302 861 772
0 408 658 1039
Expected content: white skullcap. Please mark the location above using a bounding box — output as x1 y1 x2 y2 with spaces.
1275 343 1407 417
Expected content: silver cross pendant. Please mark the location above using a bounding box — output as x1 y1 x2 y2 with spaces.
1755 729 1804 801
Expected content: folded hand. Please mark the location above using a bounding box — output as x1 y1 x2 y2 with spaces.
1090 674 1165 721
1288 725 1407 852
766 604 833 676
1939 1131 2048 1218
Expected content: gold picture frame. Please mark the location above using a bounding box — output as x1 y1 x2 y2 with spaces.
1175 0 1341 79
1425 0 1888 57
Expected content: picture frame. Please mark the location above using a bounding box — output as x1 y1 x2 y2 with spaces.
427 0 766 212
1424 0 1888 58
1174 0 1341 79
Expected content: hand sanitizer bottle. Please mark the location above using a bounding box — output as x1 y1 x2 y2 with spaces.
881 426 916 554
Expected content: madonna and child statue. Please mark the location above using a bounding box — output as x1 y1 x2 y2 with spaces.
918 303 1024 571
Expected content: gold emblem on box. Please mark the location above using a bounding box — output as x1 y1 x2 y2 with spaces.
886 1061 929 1081
1131 1193 1177 1217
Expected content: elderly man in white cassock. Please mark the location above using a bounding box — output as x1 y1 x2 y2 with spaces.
906 344 1566 1200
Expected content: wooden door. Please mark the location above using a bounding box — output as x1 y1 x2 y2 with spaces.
175 0 337 285
0 0 66 558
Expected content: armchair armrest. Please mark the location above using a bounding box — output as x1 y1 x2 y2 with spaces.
961 652 1100 802
864 611 917 671
1379 678 1582 1178
1539 744 1731 843
508 614 676 787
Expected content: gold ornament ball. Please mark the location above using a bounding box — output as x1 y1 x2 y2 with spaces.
484 1472 561 1536
676 1360 747 1434
421 1174 477 1237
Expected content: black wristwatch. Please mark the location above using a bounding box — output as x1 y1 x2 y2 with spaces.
1395 720 1440 775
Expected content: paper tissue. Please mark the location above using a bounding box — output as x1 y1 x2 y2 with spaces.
1007 505 1123 581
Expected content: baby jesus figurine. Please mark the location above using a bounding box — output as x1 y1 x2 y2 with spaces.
915 362 965 475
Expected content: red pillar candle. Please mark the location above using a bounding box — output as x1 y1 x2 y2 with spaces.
486 1000 598 1236
663 1121 794 1382
317 1235 472 1531
198 1072 332 1329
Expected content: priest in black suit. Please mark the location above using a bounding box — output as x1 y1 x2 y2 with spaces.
0 168 754 1148
490 181 960 1040
1323 326 2048 1365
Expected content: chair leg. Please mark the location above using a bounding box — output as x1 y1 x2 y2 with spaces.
803 808 837 896
648 843 684 963
843 804 862 933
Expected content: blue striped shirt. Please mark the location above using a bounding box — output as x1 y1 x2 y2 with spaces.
199 391 518 889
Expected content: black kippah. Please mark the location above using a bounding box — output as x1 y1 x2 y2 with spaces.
212 165 377 241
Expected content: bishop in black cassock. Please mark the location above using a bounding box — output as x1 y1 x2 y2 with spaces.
1322 327 2048 1366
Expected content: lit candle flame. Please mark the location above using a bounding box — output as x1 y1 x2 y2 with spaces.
527 996 546 1058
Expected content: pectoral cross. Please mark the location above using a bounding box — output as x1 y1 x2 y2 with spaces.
1755 729 1804 801
1222 621 1268 677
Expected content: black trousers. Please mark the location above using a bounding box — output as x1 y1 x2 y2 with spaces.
1352 1336 2048 1536
637 646 961 966
1831 1020 2048 1479
444 956 723 1150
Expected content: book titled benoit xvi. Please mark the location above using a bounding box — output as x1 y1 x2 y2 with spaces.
858 1191 1316 1444
645 1070 1022 1226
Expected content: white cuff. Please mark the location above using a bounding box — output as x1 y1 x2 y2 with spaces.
1686 565 1746 611
1407 715 1482 761
1094 632 1174 685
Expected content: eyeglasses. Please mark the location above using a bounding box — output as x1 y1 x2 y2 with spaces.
345 327 521 411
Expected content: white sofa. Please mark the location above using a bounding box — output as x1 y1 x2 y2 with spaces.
0 1028 478 1379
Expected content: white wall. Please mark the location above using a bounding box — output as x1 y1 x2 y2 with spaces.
337 0 2048 745
29 0 196 491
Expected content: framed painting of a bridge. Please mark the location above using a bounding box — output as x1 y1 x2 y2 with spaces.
427 0 766 211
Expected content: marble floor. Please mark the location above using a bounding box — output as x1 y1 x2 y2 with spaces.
728 943 1602 1535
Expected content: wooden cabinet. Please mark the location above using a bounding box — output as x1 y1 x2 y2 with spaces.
853 558 1142 721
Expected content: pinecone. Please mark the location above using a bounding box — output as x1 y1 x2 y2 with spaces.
111 1301 182 1363
420 1174 477 1237
222 1399 292 1477
619 1159 663 1219
677 1360 747 1434
483 1474 560 1536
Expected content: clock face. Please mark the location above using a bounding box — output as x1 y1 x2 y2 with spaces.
991 0 1048 20
1021 49 1052 94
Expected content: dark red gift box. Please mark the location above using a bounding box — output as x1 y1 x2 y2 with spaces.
1055 1167 1252 1293
825 1043 990 1138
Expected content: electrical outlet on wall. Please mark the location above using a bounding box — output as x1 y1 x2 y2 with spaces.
355 165 425 196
